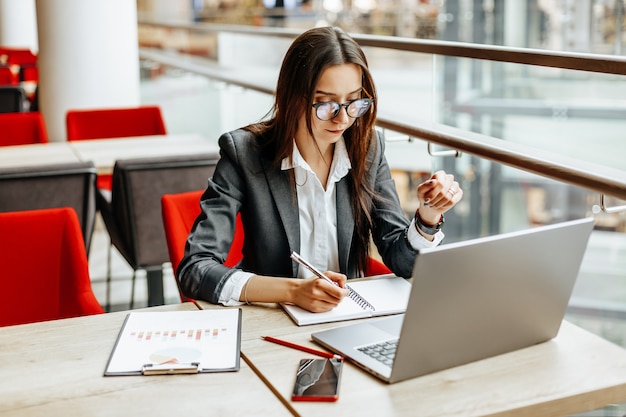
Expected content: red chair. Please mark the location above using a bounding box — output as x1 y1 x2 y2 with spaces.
66 105 166 141
65 105 167 190
0 47 37 66
161 190 244 302
0 112 48 146
20 64 38 83
0 207 104 327
0 66 19 85
0 48 36 86
365 256 393 276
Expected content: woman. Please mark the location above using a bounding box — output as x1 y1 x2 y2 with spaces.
178 26 463 312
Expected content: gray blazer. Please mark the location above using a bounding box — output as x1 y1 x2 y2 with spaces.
177 128 418 303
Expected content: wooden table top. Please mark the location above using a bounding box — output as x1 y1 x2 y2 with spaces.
197 300 626 417
0 303 291 417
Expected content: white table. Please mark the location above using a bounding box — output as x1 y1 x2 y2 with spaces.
68 133 219 175
0 142 80 168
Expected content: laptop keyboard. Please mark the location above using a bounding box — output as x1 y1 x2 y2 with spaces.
357 339 398 367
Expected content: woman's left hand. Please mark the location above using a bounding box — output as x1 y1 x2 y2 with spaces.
415 170 463 225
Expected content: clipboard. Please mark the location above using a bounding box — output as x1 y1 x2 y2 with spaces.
104 309 242 376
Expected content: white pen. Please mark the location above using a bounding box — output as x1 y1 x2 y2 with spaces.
290 251 375 310
290 251 338 287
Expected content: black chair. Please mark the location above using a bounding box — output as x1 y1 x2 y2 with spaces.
96 153 219 310
0 86 27 113
0 161 98 252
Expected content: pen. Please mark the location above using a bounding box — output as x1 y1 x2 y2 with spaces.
290 251 337 287
290 251 375 311
262 335 343 360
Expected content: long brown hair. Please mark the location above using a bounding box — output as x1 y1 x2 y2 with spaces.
247 26 378 273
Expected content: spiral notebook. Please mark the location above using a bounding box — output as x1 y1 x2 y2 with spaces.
280 276 411 326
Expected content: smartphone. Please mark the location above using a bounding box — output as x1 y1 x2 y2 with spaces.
291 358 343 402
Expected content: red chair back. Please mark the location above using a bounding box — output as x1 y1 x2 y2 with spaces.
66 105 167 190
0 112 48 145
21 65 38 83
0 48 37 66
365 256 393 276
0 66 19 85
0 48 36 86
0 207 104 327
161 190 244 302
66 105 166 141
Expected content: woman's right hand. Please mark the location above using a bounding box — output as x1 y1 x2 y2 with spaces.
291 271 349 313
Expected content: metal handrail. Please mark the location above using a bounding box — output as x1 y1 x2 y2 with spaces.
138 19 626 75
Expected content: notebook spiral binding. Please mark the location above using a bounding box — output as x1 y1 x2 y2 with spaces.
346 285 375 311
290 251 376 311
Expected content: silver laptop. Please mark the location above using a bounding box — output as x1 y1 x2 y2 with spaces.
312 217 594 383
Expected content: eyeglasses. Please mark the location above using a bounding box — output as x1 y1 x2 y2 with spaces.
311 98 373 121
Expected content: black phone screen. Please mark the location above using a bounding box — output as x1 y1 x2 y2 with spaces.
291 358 343 402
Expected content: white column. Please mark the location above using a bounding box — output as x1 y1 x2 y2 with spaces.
0 0 38 51
35 0 140 141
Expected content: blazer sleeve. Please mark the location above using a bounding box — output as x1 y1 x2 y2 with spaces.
177 130 249 304
368 133 420 278
178 128 300 304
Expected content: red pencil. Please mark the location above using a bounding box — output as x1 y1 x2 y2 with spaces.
261 335 343 360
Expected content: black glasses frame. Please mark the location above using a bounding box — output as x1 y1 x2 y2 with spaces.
311 98 374 121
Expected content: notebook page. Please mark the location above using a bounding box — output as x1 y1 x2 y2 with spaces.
281 276 411 326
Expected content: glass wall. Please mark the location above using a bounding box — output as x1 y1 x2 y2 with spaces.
139 0 626 55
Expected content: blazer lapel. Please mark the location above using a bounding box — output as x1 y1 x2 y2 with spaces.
262 158 300 277
336 177 354 274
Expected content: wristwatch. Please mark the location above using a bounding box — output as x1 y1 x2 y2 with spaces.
414 211 444 235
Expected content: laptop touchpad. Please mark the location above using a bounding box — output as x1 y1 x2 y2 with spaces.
369 315 404 338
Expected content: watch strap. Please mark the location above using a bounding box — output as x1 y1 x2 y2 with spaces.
414 211 444 235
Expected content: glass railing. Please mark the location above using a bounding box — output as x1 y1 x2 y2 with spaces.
137 20 626 200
